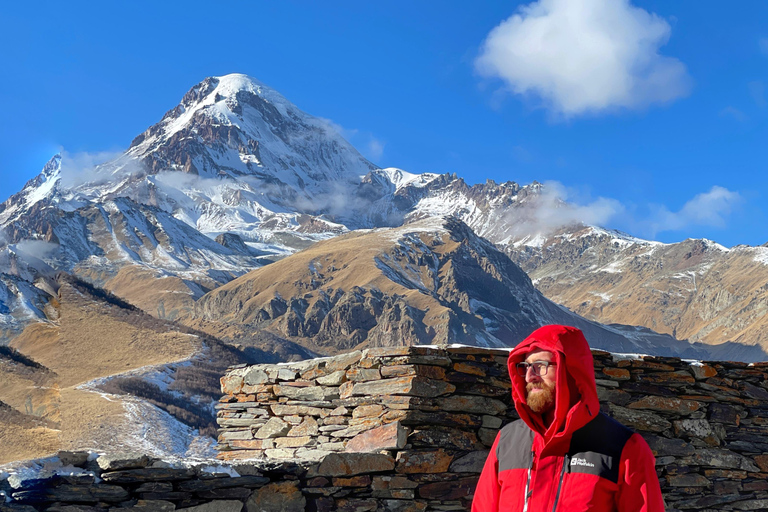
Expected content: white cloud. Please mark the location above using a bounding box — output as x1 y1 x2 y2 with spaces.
720 106 748 122
505 181 624 237
760 37 768 56
59 149 138 190
646 186 743 236
366 138 385 162
475 0 691 117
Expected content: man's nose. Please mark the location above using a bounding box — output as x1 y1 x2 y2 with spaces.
525 366 540 382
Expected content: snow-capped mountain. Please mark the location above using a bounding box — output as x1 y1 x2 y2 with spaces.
0 73 545 336
3 72 767 360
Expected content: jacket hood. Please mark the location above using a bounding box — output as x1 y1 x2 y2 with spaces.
507 325 599 453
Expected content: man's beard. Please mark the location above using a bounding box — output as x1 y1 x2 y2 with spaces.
526 382 555 414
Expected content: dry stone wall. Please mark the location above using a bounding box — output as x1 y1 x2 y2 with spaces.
3 346 768 511
218 346 768 512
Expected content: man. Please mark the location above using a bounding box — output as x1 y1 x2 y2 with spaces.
472 324 664 512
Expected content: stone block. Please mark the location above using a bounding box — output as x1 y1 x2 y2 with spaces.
689 449 761 472
352 404 384 418
229 439 274 450
409 428 479 451
417 476 479 500
264 448 296 458
350 376 455 398
754 454 768 472
332 475 372 487
253 417 291 439
246 481 305 512
449 450 489 473
482 415 503 429
602 367 630 380
270 404 328 417
635 371 694 386
96 453 150 471
691 364 718 380
436 395 506 415
628 396 700 415
345 421 408 452
371 475 419 490
221 374 244 394
347 368 382 382
380 364 446 379
395 449 453 474
288 417 319 437
453 361 486 376
244 367 270 385
667 473 711 487
312 453 396 477
316 370 347 386
708 403 740 425
274 436 315 448
100 467 194 484
379 499 428 512
606 404 672 433
478 428 499 446
274 384 338 401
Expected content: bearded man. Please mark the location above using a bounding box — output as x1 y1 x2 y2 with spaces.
472 325 665 512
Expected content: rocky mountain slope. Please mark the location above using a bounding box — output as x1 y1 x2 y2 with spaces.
191 217 750 359
505 225 768 353
2 72 767 362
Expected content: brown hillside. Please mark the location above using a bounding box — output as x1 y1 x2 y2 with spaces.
507 226 768 352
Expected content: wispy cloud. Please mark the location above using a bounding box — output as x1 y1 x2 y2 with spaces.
318 117 384 164
748 81 767 108
475 0 691 117
720 106 748 122
504 181 625 237
505 182 742 241
58 149 137 190
645 186 743 237
366 137 385 162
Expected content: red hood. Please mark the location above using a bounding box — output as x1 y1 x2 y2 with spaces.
507 325 599 453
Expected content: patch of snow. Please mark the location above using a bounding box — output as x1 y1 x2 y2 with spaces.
753 247 768 265
595 260 624 274
591 292 612 302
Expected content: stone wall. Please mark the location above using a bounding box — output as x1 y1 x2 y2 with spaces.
218 346 768 512
3 346 768 511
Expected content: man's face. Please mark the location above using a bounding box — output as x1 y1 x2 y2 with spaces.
524 349 557 415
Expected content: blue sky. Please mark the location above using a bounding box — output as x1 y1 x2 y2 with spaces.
1 0 766 246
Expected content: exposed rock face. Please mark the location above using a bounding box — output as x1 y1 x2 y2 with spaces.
193 218 730 358
506 225 768 355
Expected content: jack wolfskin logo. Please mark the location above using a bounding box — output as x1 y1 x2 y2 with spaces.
571 457 595 468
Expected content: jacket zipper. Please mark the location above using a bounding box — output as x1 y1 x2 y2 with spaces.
550 455 569 512
522 450 535 512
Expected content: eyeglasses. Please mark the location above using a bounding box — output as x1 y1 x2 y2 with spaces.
515 361 556 377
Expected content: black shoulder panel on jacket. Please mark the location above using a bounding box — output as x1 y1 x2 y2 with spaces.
497 420 535 473
567 412 634 484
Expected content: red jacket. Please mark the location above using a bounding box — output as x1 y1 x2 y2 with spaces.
472 325 665 512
